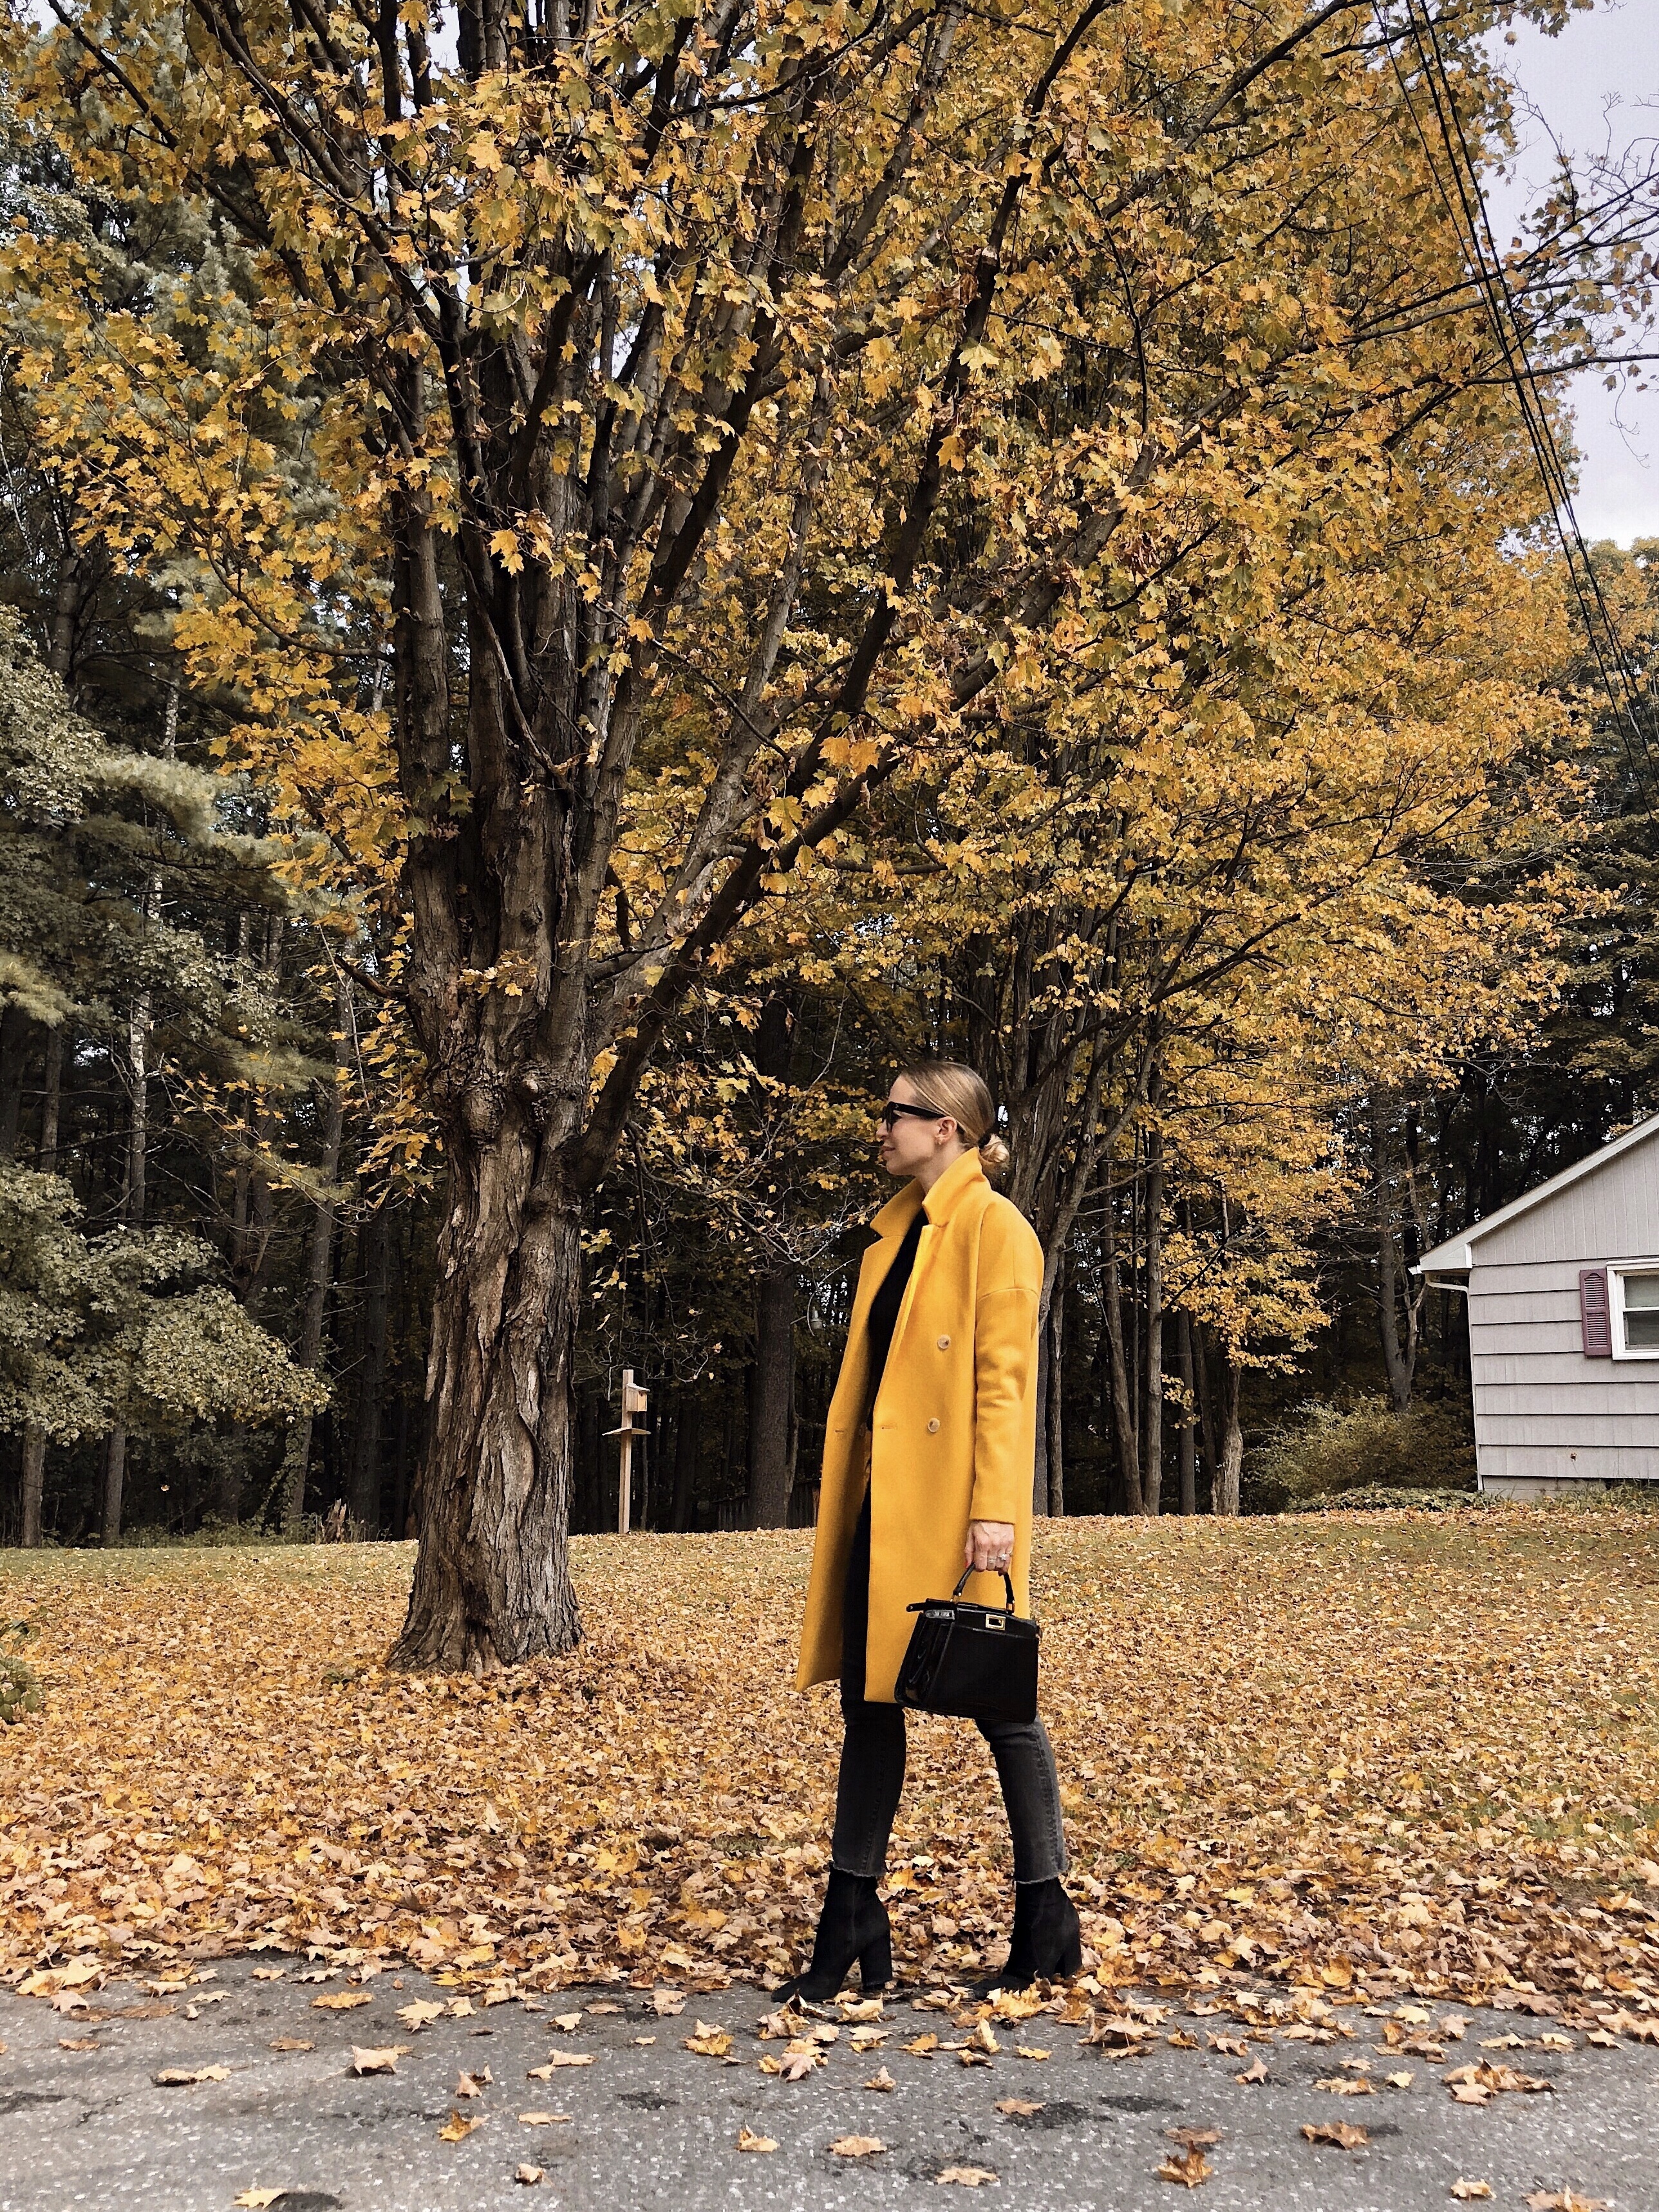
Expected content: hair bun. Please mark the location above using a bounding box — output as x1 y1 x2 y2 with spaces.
978 1132 1011 1181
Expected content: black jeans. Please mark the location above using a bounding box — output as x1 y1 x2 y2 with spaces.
830 1490 1069 1885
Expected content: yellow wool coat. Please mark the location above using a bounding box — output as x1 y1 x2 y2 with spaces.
795 1147 1045 1704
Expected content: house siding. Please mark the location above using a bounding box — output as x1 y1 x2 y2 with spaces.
1461 1136 1659 1492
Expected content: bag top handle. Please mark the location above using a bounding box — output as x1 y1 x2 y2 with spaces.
951 1566 1017 1612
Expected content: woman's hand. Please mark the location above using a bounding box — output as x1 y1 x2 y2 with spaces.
964 1520 1015 1576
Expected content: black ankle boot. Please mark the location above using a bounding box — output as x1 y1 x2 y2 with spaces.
986 1877 1082 1992
778 1868 892 2003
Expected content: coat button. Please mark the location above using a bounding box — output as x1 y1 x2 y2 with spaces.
926 1418 941 1434
937 1334 951 1349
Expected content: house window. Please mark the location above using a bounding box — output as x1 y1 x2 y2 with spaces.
1611 1267 1659 1358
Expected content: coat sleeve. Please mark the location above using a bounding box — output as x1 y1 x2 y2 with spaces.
969 1201 1044 1526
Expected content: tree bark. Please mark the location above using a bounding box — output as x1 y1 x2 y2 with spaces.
748 1266 797 1529
1139 1118 1166 1516
1176 1309 1197 1517
1101 1195 1141 1514
348 1198 392 1532
279 1064 344 1534
671 1391 702 1532
1044 1287 1064 1518
0 1006 24 1159
100 1429 126 1545
18 1027 61 1550
1214 1356 1243 1516
389 1141 583 1670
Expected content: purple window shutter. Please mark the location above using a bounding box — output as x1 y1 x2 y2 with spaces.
1579 1268 1613 1358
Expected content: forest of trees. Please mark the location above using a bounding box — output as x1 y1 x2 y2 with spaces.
1 0 1656 1654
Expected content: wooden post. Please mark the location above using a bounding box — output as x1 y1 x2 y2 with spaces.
605 1369 649 1533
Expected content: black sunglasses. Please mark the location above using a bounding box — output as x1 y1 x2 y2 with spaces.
877 1100 948 1130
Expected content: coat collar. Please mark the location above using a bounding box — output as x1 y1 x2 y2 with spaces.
869 1147 989 1238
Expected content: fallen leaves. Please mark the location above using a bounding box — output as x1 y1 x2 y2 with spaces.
936 2168 998 2188
268 2038 314 2053
829 2135 885 2159
2 1521 1658 2001
395 1999 445 2032
152 2065 230 2087
1443 2062 1553 2105
682 2021 732 2057
1234 2056 1268 2085
1315 2074 1374 2096
736 2125 778 2153
1523 2194 1606 2211
513 2165 543 2186
995 2097 1044 2117
311 1991 371 2012
526 2052 594 2076
1450 2186 1493 2202
863 2065 896 2092
1302 2122 1369 2150
455 2068 491 2098
436 2111 482 2143
517 2112 570 2127
1158 2146 1213 2188
233 2193 286 2209
348 2046 406 2075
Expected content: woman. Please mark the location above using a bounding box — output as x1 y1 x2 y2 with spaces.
787 1060 1082 2000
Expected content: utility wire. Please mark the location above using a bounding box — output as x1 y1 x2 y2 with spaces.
1375 0 1657 784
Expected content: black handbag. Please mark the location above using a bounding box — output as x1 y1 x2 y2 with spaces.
894 1568 1040 1724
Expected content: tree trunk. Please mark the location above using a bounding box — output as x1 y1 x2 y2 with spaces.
389 1139 583 1670
18 1027 60 1548
1032 1312 1051 1519
348 1199 391 1532
747 1264 797 1528
101 1429 126 1545
1045 1287 1064 1519
279 1065 344 1533
1139 1118 1165 1516
1214 1356 1243 1517
0 1006 24 1159
672 1391 702 1532
1192 1318 1219 1497
1176 1309 1197 1516
1101 1195 1141 1514
1374 1094 1419 1412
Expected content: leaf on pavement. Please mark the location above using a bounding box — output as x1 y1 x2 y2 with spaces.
153 2065 231 2086
1302 2122 1369 2150
684 2022 732 2057
651 1988 686 2016
736 2126 778 2153
904 2033 940 2056
312 1992 371 2011
348 2046 406 2075
1016 2046 1051 2061
436 2110 482 2142
863 2065 896 2092
395 2000 445 2032
995 2097 1044 2117
268 2038 314 2053
1449 2186 1493 2202
1315 2074 1373 2095
517 2113 570 2126
1157 2146 1213 2188
232 2193 286 2208
829 2135 885 2158
1524 2195 1606 2211
936 2168 998 2188
455 2068 491 2097
527 2052 593 2075
512 2166 543 2186
1235 2056 1268 2084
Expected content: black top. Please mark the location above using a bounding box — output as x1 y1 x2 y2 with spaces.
863 1206 927 1427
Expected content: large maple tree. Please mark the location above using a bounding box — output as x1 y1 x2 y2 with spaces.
7 0 1641 1662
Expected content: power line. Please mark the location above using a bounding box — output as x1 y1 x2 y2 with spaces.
1374 0 1657 786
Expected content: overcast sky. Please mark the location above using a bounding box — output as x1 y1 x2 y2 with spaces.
1486 3 1659 543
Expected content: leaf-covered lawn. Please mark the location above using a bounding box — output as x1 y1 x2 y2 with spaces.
4 1512 1658 2011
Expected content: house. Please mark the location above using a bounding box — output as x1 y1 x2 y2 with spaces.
1416 1112 1659 1497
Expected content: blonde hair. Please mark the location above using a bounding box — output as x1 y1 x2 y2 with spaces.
898 1060 1011 1183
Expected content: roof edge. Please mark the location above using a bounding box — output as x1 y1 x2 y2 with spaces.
1414 1110 1659 1277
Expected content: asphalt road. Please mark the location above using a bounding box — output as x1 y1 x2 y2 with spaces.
1 1961 1653 2211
